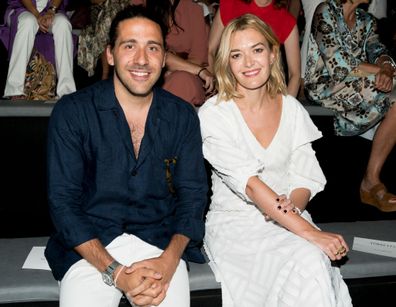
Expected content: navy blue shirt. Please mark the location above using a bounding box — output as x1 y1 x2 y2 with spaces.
45 80 208 280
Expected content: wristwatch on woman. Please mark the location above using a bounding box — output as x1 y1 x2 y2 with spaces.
102 260 121 286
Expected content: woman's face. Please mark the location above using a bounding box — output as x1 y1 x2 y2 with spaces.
229 28 275 92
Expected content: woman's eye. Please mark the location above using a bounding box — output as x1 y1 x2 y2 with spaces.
230 53 240 59
254 48 264 53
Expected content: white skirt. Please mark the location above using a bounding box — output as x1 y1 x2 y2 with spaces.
204 209 352 307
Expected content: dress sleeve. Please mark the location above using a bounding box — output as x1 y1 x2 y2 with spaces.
288 100 326 199
311 3 355 82
199 102 265 203
364 17 389 64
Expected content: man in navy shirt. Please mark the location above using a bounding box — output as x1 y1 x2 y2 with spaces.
45 5 208 307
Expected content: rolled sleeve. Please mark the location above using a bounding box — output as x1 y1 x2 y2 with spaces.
288 100 326 199
288 143 326 199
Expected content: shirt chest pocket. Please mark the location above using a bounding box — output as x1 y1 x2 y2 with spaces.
148 156 178 198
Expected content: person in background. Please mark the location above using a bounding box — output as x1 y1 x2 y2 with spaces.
199 13 352 307
141 0 215 106
300 0 323 85
305 0 396 212
78 0 131 80
2 0 75 99
208 0 301 97
45 5 208 306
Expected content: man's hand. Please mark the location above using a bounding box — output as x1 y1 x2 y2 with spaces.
124 254 179 306
115 265 164 306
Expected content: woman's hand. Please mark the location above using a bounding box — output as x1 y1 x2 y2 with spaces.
301 228 349 261
264 194 299 221
198 68 216 97
375 68 394 92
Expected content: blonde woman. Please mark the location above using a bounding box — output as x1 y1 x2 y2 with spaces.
199 14 352 306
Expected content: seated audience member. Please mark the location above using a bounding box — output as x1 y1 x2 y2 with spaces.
45 5 208 307
144 0 214 106
208 0 301 97
1 0 76 99
305 0 396 212
199 13 352 306
300 0 388 82
78 0 131 80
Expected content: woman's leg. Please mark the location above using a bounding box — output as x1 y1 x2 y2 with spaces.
361 102 396 203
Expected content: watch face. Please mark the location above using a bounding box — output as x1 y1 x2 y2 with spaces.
102 272 114 286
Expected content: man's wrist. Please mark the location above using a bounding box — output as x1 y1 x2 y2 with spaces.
102 260 122 286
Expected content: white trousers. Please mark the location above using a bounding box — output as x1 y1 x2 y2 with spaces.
60 234 190 307
4 11 76 98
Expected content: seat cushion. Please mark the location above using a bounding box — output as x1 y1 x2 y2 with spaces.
318 220 396 279
1 220 395 303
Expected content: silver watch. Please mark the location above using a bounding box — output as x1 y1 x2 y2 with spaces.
102 260 121 286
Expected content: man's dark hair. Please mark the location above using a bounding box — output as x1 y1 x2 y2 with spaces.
108 5 167 49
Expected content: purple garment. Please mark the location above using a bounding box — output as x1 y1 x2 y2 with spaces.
0 0 76 66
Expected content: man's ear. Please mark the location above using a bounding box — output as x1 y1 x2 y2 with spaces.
106 45 115 66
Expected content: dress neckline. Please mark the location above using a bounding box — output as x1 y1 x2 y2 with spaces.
230 96 284 151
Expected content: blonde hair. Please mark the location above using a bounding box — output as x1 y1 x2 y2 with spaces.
214 14 287 102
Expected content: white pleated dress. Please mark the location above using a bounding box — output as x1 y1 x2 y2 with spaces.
198 95 352 307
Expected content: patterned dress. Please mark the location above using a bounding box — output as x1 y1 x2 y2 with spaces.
304 0 396 136
78 0 130 77
198 95 352 307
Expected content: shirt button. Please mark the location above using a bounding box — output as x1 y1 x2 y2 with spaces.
131 170 137 176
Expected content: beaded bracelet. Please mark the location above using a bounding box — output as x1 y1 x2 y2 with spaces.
381 60 396 71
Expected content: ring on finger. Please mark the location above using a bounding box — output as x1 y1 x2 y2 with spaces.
335 246 346 256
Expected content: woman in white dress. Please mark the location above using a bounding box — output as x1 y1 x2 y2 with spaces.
198 14 353 306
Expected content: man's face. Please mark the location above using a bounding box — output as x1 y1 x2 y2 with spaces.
107 17 166 98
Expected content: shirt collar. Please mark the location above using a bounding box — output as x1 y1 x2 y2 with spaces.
96 79 169 123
